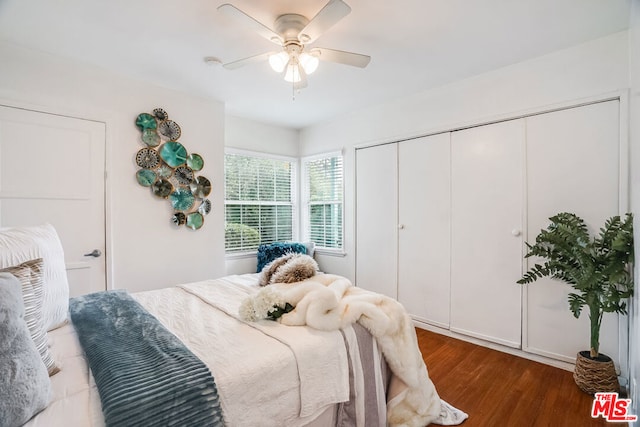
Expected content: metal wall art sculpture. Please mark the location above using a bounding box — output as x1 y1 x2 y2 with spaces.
135 108 211 230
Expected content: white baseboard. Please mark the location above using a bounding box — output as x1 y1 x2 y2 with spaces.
413 319 576 372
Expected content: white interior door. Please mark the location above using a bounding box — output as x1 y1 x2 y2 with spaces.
525 100 620 364
398 133 451 327
355 143 398 298
0 105 106 296
450 119 524 348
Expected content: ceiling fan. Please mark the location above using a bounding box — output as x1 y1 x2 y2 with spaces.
217 0 371 91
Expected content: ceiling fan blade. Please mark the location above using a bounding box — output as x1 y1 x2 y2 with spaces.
313 47 370 68
218 4 283 45
299 0 351 44
223 51 275 70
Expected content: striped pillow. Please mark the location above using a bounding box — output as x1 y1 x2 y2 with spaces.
0 224 70 331
1 259 60 376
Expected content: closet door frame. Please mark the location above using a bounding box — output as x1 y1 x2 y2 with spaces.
352 90 629 374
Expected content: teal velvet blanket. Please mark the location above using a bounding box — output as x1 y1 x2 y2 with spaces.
69 290 224 427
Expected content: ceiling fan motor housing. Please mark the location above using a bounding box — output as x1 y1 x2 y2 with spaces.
274 14 310 44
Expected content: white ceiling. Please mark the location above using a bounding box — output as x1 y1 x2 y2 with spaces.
0 0 631 129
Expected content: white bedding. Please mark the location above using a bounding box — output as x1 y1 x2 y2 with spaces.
24 274 354 427
242 274 469 426
178 276 350 419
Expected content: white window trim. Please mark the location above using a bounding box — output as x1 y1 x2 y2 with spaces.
225 147 298 163
224 148 299 257
301 150 345 255
314 247 347 257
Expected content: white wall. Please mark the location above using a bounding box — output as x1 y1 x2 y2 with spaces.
628 0 640 421
0 41 226 292
224 115 299 275
300 31 630 282
225 115 299 157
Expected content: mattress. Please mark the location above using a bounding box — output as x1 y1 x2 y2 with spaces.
24 274 379 427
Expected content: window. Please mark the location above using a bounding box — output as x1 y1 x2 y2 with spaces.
302 153 343 251
224 150 296 253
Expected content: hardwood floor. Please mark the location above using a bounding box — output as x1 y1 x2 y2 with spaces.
416 328 608 427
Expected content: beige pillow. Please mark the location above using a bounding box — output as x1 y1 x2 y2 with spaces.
259 253 318 286
0 224 69 331
1 259 60 376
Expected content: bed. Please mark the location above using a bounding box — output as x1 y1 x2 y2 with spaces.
0 226 467 427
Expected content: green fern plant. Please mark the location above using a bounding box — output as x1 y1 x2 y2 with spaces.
518 212 634 359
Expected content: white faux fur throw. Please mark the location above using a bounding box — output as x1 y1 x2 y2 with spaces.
241 274 468 427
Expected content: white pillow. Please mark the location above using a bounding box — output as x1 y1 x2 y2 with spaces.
303 241 316 258
0 224 70 331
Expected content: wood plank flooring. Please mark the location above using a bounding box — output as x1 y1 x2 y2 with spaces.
416 328 608 427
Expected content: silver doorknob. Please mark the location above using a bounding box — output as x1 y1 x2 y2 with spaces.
511 229 521 237
84 249 102 257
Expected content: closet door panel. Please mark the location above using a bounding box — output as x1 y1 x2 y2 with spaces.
450 120 524 347
398 133 451 327
355 144 398 298
525 100 620 363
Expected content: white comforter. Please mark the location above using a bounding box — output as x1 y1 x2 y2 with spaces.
240 274 469 427
25 274 352 427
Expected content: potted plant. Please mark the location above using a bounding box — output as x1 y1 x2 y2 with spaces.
518 212 634 394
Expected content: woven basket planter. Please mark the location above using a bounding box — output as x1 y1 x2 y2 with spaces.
573 351 619 395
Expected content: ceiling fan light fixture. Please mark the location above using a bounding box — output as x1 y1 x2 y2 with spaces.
284 62 302 83
299 52 319 74
268 51 289 73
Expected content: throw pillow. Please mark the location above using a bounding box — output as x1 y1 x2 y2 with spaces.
259 253 319 286
0 272 51 427
0 223 70 330
0 259 60 376
303 241 316 258
256 242 307 273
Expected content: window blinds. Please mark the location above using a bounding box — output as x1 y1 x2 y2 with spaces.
304 155 343 250
224 153 295 253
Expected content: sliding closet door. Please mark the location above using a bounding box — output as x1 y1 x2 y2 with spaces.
398 133 451 327
450 119 524 348
525 100 621 364
355 143 398 298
